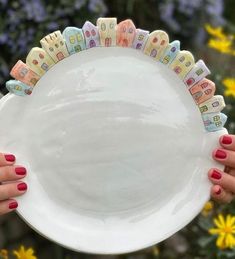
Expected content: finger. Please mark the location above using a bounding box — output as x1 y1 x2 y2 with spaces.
212 148 235 168
0 182 27 201
208 168 235 193
0 166 27 182
0 199 18 215
228 168 235 177
224 165 235 176
219 134 235 151
0 153 16 166
210 184 234 204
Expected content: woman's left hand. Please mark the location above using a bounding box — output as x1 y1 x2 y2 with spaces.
209 134 235 203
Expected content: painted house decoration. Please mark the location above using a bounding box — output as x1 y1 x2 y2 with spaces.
189 78 216 104
199 95 225 114
132 29 149 50
40 31 69 63
183 60 211 88
202 112 227 132
82 21 100 48
169 50 195 79
10 60 40 87
144 30 169 60
6 80 33 96
62 27 86 55
97 17 117 47
160 40 180 65
26 47 55 77
116 19 136 47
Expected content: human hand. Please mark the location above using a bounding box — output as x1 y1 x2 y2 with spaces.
0 153 27 215
209 134 235 203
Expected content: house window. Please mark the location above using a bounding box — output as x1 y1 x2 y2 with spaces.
152 37 158 43
196 68 203 76
185 61 191 67
179 56 185 62
39 53 44 59
212 101 219 107
101 23 106 31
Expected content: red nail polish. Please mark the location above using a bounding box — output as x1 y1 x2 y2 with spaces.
17 183 27 191
215 188 221 195
5 154 15 162
215 149 227 159
15 167 27 176
211 170 222 180
9 201 18 209
222 135 233 145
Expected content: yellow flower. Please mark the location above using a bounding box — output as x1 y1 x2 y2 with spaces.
0 249 8 259
208 38 233 54
205 24 234 54
205 24 227 40
13 246 37 259
201 201 214 216
222 78 235 97
209 214 235 249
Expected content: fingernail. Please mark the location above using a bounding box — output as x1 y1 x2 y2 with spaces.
4 154 15 162
215 149 227 159
9 201 18 209
211 169 222 180
222 135 232 145
215 187 221 195
17 182 27 191
15 167 27 176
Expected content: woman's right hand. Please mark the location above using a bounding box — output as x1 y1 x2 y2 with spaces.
0 153 27 215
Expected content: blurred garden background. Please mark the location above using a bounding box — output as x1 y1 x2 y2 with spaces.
0 0 235 258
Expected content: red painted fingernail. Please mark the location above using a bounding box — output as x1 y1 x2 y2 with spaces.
9 201 18 209
4 154 15 162
215 149 227 159
15 167 27 176
17 183 27 191
222 135 232 145
211 170 222 180
215 187 221 195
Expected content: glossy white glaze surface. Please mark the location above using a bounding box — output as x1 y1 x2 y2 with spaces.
0 47 226 254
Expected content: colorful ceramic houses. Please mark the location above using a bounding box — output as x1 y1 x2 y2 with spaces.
82 21 100 48
97 17 117 47
116 19 136 47
144 30 169 60
202 112 227 132
184 60 210 88
62 27 86 55
189 78 216 105
160 40 180 65
40 31 69 63
26 47 55 77
10 60 40 87
199 95 225 114
132 29 149 50
6 80 33 96
169 50 195 79
5 17 228 133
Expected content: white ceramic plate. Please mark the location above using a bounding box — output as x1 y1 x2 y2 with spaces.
0 47 226 254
